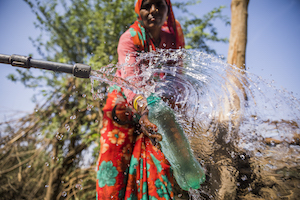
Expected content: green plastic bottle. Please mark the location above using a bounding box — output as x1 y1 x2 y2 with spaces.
147 94 205 191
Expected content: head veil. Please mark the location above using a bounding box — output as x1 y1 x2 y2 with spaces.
129 0 185 52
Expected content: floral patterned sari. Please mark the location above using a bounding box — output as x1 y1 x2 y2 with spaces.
96 87 174 200
96 0 184 199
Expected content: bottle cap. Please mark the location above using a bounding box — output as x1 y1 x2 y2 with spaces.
147 94 161 105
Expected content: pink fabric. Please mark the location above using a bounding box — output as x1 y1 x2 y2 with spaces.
116 29 176 103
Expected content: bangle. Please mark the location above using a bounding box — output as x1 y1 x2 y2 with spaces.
133 95 144 111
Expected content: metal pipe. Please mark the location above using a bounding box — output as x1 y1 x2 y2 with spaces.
0 54 10 64
0 54 91 78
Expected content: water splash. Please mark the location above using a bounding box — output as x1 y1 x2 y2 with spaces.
91 49 300 199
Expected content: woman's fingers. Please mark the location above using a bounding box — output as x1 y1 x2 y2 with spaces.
139 114 157 131
152 132 162 141
140 125 162 141
139 114 162 141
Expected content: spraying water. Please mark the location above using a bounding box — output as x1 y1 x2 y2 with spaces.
91 49 300 199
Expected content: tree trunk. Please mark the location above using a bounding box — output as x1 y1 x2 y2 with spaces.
228 0 249 101
220 0 249 124
228 0 249 70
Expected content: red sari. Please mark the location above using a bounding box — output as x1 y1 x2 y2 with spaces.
96 87 174 200
96 1 184 199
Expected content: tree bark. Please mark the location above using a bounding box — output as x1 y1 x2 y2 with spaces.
220 0 249 124
228 0 249 70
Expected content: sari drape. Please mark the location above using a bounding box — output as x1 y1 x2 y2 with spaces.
96 1 185 199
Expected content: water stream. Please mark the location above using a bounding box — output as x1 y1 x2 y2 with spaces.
91 49 300 199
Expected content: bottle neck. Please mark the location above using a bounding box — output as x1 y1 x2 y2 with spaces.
147 94 161 106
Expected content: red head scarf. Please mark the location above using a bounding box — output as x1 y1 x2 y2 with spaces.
129 0 185 52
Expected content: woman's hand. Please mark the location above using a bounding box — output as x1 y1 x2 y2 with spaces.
139 111 162 141
133 94 162 141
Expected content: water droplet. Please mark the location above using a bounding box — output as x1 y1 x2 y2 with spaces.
61 191 67 197
241 175 248 181
56 132 64 140
87 104 94 111
75 183 82 190
65 124 70 131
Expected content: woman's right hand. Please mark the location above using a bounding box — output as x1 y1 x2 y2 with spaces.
139 111 162 141
133 95 162 141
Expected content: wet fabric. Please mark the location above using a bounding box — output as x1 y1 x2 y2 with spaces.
97 1 185 199
116 0 185 103
116 28 178 103
96 87 174 200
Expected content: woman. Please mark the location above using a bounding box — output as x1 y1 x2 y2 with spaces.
96 0 184 199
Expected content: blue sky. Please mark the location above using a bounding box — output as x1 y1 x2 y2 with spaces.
1 0 300 121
